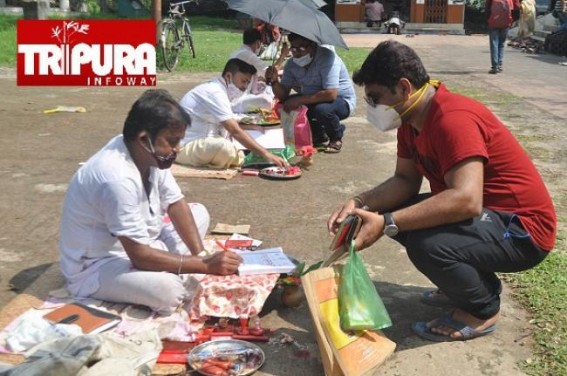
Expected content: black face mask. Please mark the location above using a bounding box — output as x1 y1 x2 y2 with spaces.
143 137 177 169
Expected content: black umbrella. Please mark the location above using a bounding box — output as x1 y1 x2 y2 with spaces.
226 0 348 49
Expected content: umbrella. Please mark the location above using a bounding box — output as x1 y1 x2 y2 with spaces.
226 0 348 49
303 0 327 8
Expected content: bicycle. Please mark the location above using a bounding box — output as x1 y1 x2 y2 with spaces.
161 0 196 72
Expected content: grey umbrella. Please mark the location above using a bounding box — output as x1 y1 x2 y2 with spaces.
226 0 348 49
302 0 328 8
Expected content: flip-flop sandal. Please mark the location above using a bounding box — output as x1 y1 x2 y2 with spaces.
324 140 342 154
411 313 496 342
314 143 328 152
421 289 455 308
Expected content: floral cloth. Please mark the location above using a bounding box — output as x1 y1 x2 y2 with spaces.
187 273 279 320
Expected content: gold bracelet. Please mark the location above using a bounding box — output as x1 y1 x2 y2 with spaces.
177 253 184 276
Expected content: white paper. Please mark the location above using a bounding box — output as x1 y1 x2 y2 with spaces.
232 127 285 150
237 247 296 275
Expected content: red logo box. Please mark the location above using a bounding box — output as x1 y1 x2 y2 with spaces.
17 20 157 86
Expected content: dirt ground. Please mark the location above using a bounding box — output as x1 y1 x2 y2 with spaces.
0 34 566 375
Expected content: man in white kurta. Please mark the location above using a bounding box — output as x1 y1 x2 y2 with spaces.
60 89 242 315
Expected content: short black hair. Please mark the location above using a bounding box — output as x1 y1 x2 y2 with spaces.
243 28 262 45
288 33 316 46
123 89 191 142
352 40 430 91
222 58 257 76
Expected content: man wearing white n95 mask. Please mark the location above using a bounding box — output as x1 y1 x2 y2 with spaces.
328 41 555 344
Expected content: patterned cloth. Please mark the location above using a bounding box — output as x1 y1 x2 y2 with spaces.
187 273 279 320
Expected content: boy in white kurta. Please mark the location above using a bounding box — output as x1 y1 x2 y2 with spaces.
177 58 287 169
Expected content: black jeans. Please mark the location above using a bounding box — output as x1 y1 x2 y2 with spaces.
391 195 548 319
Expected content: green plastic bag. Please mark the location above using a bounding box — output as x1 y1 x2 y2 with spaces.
339 240 392 331
242 145 295 166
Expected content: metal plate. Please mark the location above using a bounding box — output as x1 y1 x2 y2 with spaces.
187 339 265 375
259 166 302 180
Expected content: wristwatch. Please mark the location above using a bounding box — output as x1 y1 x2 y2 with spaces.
383 212 399 237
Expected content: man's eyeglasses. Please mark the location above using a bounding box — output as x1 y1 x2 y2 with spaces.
290 46 309 53
364 95 380 108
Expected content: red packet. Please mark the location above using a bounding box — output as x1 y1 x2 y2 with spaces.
225 239 254 248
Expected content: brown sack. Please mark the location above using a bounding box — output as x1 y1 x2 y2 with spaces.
301 266 396 376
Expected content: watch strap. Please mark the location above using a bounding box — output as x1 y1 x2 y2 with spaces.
383 212 394 227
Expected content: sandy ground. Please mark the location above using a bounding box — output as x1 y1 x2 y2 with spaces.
0 33 566 375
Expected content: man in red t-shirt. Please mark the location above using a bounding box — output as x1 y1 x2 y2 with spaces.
328 41 556 342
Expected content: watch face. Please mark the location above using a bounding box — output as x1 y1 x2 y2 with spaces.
384 225 399 237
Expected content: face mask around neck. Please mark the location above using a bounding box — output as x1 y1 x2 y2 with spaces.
143 137 177 169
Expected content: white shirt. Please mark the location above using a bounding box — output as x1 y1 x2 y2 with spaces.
229 44 269 75
59 135 184 296
179 77 235 145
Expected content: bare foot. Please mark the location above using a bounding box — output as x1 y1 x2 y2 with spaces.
427 309 499 340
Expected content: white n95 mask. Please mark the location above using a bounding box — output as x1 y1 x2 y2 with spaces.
366 82 430 132
366 104 402 132
293 54 313 67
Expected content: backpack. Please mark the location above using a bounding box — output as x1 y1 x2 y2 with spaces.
488 0 513 29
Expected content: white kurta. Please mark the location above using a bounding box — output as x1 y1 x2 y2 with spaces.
59 135 184 297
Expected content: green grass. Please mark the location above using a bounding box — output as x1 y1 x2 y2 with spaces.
0 15 17 66
504 243 567 375
457 84 567 376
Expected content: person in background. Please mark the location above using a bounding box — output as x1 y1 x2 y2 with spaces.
384 10 405 35
328 41 555 342
365 0 385 27
229 28 289 81
486 0 521 74
228 28 289 113
255 20 282 60
265 33 356 154
176 58 288 169
59 89 243 316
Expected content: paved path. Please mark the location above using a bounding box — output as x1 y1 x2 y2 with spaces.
342 33 567 120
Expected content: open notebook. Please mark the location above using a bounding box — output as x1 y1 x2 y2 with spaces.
232 127 285 150
237 247 297 276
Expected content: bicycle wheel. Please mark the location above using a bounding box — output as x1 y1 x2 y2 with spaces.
161 20 181 72
183 22 196 58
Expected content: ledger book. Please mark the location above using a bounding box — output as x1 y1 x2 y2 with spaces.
43 302 122 334
237 247 297 276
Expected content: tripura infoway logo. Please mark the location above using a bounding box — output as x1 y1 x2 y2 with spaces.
17 20 156 86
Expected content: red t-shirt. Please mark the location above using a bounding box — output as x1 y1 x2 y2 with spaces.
397 84 556 251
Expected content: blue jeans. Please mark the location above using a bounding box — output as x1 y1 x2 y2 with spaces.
306 97 350 143
489 27 509 69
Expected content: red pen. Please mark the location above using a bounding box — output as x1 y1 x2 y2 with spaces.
215 240 231 252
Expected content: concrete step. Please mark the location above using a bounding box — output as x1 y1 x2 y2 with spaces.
338 22 465 35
